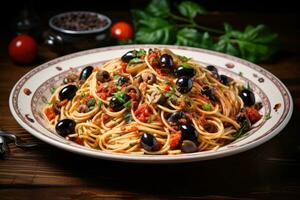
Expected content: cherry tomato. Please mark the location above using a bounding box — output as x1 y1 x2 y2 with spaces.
111 22 134 40
8 34 37 64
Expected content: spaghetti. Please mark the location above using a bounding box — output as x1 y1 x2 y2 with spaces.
43 48 263 155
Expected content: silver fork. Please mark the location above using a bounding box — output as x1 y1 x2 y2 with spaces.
0 130 39 158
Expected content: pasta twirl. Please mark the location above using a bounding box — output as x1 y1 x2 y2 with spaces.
43 48 263 155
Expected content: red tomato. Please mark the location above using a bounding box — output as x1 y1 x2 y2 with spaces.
245 107 262 124
111 22 134 40
9 34 37 64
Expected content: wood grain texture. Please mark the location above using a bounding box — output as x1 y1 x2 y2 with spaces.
1 12 300 199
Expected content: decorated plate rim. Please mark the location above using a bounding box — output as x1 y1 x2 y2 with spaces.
9 44 293 163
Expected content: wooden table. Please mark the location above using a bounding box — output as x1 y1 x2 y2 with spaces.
1 12 300 199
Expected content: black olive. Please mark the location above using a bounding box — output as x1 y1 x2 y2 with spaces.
125 86 141 101
168 111 186 123
180 124 198 141
239 89 255 106
159 54 174 68
109 95 131 112
206 65 220 79
96 70 110 83
79 66 94 81
59 85 78 101
55 118 76 137
117 76 128 86
236 113 251 129
201 86 218 102
220 74 232 86
174 66 196 78
176 76 193 94
121 51 135 63
181 140 198 153
140 133 158 151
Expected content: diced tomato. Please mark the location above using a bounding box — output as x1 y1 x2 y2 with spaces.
245 107 262 124
134 104 152 122
128 90 137 100
169 132 182 149
120 62 127 73
45 107 56 121
164 84 171 91
75 137 84 145
57 99 68 107
82 95 93 104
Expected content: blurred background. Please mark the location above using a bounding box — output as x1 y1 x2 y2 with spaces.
0 0 299 64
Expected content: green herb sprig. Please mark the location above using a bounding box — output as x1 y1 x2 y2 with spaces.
130 0 280 63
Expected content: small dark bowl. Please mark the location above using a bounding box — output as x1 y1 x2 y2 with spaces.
45 11 112 54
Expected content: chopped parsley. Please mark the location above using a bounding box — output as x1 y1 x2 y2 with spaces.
124 112 132 123
202 103 212 111
47 101 53 105
50 86 57 94
163 80 171 84
87 98 96 107
98 101 103 108
234 125 248 139
128 58 144 66
177 54 191 62
265 113 272 120
181 63 192 69
133 49 146 57
113 91 127 103
123 101 132 109
113 75 120 80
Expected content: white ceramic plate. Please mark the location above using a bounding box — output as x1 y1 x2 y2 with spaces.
9 45 293 163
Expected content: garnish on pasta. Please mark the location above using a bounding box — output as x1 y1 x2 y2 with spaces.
43 48 263 155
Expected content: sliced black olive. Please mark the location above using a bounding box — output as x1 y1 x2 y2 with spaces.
201 86 218 102
121 50 135 63
236 112 251 129
176 76 193 94
181 140 198 153
96 70 110 83
59 85 78 101
253 102 263 111
142 72 156 84
140 133 158 151
63 73 78 84
159 54 174 68
153 93 167 105
125 86 141 101
109 95 131 112
79 66 94 81
168 111 187 123
206 65 220 79
174 66 196 78
55 118 76 137
180 124 198 141
117 76 128 86
239 89 255 106
220 74 232 86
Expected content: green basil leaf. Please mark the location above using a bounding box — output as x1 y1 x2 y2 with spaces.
176 28 214 49
181 63 192 68
177 1 207 19
87 98 96 107
214 36 240 57
123 101 132 109
135 18 175 44
146 0 170 18
225 24 280 62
